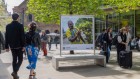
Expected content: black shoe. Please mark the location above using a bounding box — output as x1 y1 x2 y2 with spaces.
70 51 74 54
11 72 19 79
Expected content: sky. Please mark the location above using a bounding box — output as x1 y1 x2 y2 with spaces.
5 0 24 13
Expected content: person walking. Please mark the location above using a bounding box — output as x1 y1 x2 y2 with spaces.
41 30 48 56
54 36 59 49
48 36 52 50
96 29 106 49
25 22 41 79
5 13 25 79
103 27 112 63
0 31 5 54
54 30 59 49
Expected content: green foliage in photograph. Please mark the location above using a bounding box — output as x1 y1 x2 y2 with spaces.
75 18 93 44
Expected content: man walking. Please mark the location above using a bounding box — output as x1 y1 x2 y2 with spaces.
5 13 25 79
0 31 5 54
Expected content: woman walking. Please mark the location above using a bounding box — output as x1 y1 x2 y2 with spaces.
41 30 48 56
103 27 112 63
25 22 41 79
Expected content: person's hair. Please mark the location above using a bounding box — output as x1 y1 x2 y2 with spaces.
41 30 46 35
12 13 19 20
121 27 126 31
42 30 45 33
107 27 112 33
29 22 37 31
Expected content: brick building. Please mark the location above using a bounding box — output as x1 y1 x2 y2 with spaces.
13 0 60 33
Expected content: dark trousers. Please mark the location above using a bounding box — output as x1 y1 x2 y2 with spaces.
55 42 58 48
102 43 110 63
102 47 110 63
0 47 1 54
0 44 2 54
11 48 23 73
48 42 51 50
117 49 120 63
109 44 112 50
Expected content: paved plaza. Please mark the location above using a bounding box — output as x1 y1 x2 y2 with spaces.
0 44 140 79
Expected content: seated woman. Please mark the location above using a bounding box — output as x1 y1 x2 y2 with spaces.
25 22 41 79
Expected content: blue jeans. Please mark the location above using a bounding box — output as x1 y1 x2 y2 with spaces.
102 46 110 63
107 46 110 63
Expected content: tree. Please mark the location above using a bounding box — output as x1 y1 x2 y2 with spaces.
27 0 103 24
27 0 140 24
0 0 11 31
103 0 140 13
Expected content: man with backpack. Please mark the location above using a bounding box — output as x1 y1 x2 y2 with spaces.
96 29 106 49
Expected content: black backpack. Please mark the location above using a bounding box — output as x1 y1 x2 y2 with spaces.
112 35 118 46
26 32 36 45
99 33 104 44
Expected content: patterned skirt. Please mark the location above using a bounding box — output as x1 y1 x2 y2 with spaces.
26 45 39 70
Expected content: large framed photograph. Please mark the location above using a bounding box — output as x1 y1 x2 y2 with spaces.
61 15 94 50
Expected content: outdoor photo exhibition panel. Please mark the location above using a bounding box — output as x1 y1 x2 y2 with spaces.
61 15 95 52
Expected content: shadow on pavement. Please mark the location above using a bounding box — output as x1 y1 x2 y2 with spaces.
58 65 127 77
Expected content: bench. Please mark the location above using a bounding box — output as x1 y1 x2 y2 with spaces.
52 54 106 70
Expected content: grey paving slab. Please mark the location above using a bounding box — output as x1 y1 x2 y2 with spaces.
0 59 11 79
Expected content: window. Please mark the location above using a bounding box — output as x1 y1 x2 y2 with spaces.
28 14 32 22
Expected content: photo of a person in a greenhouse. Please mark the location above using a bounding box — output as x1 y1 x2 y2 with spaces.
65 20 85 44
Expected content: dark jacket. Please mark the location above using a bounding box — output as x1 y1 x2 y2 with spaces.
54 36 59 43
25 31 41 48
117 33 127 51
103 32 112 45
41 34 48 43
5 21 25 49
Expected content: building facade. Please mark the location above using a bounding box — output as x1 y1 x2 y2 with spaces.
95 8 140 38
13 0 60 33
